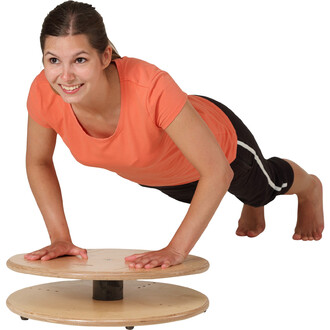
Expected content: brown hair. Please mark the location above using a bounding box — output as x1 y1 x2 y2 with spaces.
40 0 120 60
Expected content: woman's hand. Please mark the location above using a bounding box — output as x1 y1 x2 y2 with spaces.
24 241 88 261
124 246 186 269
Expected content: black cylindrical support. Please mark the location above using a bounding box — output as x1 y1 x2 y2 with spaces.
93 280 123 301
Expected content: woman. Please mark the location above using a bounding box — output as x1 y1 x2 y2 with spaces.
24 1 324 269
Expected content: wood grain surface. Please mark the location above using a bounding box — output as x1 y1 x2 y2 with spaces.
7 280 209 326
7 249 209 280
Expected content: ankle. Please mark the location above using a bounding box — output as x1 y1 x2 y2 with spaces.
297 175 321 201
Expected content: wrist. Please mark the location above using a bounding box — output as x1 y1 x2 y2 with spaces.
50 233 72 244
46 219 72 244
167 242 190 259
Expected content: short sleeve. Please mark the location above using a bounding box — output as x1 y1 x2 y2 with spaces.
146 70 188 129
27 76 51 128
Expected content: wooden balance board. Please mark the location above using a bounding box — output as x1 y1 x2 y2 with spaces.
6 249 210 329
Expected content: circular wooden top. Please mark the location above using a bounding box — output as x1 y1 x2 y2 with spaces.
7 249 209 280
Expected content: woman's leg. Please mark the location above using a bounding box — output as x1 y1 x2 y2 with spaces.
236 160 324 240
194 95 324 240
284 160 324 240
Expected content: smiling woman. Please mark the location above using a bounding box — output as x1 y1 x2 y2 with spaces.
40 0 120 112
43 34 112 105
23 0 324 271
40 32 122 139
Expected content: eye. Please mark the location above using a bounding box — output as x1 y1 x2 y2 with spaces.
49 58 59 64
76 57 87 64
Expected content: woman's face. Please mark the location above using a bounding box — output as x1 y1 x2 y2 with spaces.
43 34 111 105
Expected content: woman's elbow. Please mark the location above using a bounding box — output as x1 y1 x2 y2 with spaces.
201 163 234 189
222 165 234 188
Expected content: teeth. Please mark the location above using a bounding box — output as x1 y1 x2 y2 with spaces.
61 84 81 91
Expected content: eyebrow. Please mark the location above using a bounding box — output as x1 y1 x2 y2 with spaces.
44 50 90 57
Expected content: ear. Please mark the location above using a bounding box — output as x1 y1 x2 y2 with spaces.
102 45 113 68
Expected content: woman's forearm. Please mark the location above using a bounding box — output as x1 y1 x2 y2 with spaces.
168 169 233 257
26 161 72 243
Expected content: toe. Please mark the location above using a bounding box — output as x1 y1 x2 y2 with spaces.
236 228 247 236
247 225 265 238
247 230 258 237
292 233 302 240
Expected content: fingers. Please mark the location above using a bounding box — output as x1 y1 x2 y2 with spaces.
145 259 161 269
78 249 89 259
27 248 62 261
70 247 88 259
161 260 171 269
41 250 59 261
128 256 171 269
24 243 88 261
125 253 150 267
129 256 159 269
125 249 185 270
146 259 171 269
124 253 145 261
24 249 48 260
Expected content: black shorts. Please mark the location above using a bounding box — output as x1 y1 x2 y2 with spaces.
140 95 294 207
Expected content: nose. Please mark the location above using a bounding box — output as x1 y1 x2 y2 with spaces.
60 64 75 83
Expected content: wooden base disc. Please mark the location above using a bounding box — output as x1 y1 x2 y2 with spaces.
7 280 209 327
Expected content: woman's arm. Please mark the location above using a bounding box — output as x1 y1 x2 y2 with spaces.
125 100 233 269
24 115 88 261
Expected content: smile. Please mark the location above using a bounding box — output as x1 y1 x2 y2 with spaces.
60 84 84 93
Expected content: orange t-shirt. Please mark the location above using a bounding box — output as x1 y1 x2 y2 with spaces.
27 56 237 186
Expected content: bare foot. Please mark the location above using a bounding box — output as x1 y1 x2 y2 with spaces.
293 175 324 241
236 205 265 237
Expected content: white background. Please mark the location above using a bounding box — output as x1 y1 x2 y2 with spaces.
1 0 329 329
